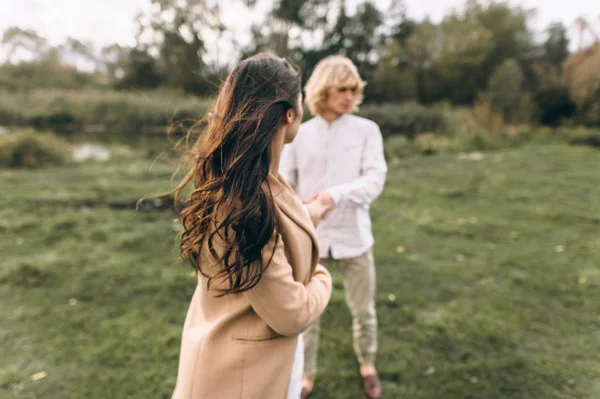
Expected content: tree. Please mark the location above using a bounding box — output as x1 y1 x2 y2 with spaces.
101 44 128 81
485 58 526 122
0 28 98 90
533 86 575 126
563 43 600 126
464 1 536 93
133 0 255 94
369 40 417 102
118 48 164 89
341 1 384 76
241 0 330 74
159 28 207 93
2 27 49 62
63 38 100 71
404 20 443 103
436 14 493 103
543 22 570 68
240 17 300 63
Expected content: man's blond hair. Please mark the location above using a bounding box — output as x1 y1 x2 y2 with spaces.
304 55 366 116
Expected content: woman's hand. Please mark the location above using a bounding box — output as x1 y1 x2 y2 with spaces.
304 198 329 226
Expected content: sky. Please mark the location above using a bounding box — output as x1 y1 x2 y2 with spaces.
1 0 598 64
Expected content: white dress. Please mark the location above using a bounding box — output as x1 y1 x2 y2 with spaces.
287 201 310 398
287 334 304 399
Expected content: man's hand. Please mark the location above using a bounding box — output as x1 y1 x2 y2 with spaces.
304 199 328 226
303 192 335 218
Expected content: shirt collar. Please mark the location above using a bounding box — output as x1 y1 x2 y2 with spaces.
316 113 350 129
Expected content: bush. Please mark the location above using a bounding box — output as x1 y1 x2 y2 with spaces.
533 86 576 126
569 131 600 149
358 102 450 139
383 135 414 159
0 129 71 168
384 130 563 159
563 43 600 127
578 85 600 127
0 89 212 136
0 62 96 91
1 92 449 141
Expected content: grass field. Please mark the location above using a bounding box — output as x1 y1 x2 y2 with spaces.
2 143 600 398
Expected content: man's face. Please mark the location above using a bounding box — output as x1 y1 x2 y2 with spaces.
324 79 359 116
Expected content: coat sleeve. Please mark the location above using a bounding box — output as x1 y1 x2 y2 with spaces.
243 233 332 337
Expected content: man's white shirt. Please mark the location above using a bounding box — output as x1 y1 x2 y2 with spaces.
280 114 387 259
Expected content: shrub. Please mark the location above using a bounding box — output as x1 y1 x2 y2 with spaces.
577 85 600 127
0 129 71 168
533 86 576 127
0 89 212 135
563 43 600 127
358 102 450 139
485 59 533 124
383 135 414 159
569 131 600 149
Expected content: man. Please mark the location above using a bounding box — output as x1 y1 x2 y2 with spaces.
280 55 387 399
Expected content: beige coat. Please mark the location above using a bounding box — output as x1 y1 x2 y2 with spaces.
172 173 332 399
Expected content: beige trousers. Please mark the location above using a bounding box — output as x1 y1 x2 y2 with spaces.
303 247 377 376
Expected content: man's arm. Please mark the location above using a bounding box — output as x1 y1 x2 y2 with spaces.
326 122 387 207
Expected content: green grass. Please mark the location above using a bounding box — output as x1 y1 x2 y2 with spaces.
2 143 600 398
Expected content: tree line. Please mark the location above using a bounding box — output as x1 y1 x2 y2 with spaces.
1 0 599 127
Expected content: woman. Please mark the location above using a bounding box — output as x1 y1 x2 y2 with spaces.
171 53 332 399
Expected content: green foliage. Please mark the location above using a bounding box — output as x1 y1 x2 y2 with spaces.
578 84 600 127
484 59 532 123
368 38 419 102
368 1 536 105
384 132 506 158
0 129 71 168
116 49 164 90
0 1 593 127
0 89 212 134
327 1 383 81
564 43 600 127
533 86 576 127
158 31 207 94
0 27 102 90
384 127 595 159
0 62 97 91
569 131 600 149
543 22 570 68
358 102 450 139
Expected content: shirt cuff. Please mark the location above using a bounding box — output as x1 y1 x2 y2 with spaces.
326 186 343 206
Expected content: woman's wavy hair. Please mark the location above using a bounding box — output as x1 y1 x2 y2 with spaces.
174 52 301 296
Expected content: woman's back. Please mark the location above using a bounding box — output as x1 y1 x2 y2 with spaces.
169 53 332 399
173 173 331 399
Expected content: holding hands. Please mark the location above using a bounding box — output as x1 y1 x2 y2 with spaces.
303 192 334 226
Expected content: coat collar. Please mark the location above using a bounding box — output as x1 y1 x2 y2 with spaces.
266 172 320 269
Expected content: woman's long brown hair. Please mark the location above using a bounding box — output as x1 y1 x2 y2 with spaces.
175 53 301 296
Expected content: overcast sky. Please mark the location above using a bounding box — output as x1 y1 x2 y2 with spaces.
2 0 598 63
